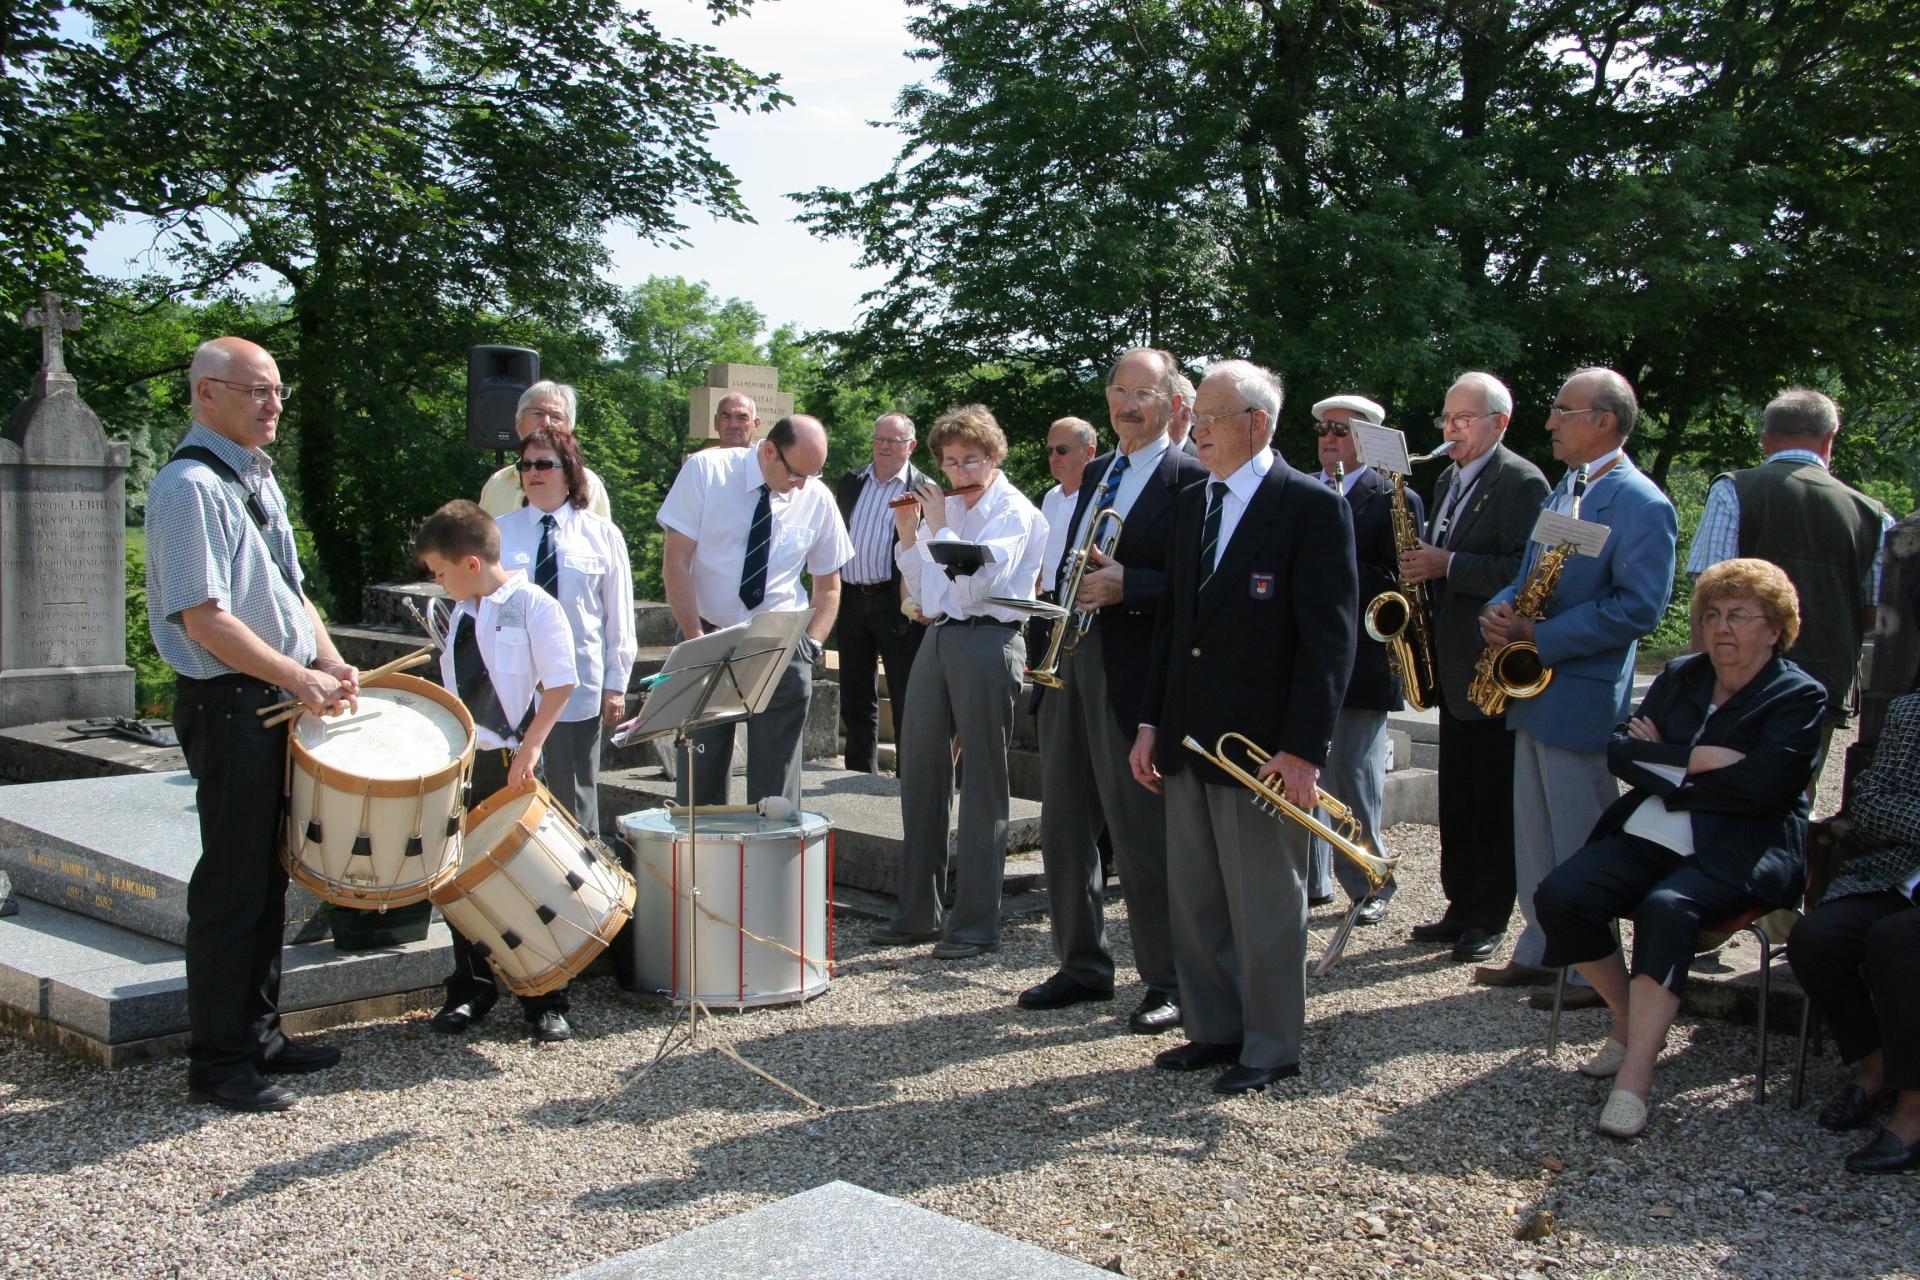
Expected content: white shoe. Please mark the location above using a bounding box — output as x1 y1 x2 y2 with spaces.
1597 1089 1649 1138
1579 1038 1630 1078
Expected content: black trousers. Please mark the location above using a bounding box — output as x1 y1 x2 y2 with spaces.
1436 701 1519 933
835 586 923 773
1790 892 1920 1091
175 673 293 1087
444 747 568 1017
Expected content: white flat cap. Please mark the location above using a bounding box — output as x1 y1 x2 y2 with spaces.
1311 394 1386 426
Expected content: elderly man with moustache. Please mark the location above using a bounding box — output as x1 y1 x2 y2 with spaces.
712 391 760 449
654 414 854 812
1305 392 1423 929
833 413 931 774
1474 368 1676 1006
146 337 359 1111
1397 372 1550 964
1130 359 1357 1094
1020 349 1208 1034
478 380 612 519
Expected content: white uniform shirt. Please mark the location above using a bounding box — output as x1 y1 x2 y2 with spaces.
656 447 854 629
897 474 1049 623
497 502 637 723
438 574 578 751
1315 461 1370 495
1039 483 1080 593
480 463 612 520
1209 447 1277 570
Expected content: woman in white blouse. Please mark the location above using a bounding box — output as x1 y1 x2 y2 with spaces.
495 427 637 838
871 405 1049 960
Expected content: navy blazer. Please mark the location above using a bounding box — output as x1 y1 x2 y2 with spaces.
1052 442 1209 732
1142 461 1357 784
1595 653 1826 908
1338 467 1424 712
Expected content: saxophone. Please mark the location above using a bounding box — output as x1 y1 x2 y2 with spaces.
1468 464 1590 716
1363 458 1445 712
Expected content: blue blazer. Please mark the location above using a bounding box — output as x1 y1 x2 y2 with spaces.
1492 455 1677 752
1595 653 1826 908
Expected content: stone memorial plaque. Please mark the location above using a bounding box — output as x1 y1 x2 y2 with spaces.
687 361 798 441
0 771 327 945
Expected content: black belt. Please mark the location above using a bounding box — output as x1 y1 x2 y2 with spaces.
175 671 278 692
848 581 894 596
936 615 1019 631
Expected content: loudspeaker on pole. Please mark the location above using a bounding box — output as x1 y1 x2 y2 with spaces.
466 345 540 451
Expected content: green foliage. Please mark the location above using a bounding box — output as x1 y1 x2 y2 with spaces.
122 541 175 717
1644 467 1709 663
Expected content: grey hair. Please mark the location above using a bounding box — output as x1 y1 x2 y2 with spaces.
1203 359 1283 440
516 380 577 427
874 411 916 437
1168 372 1196 404
1570 366 1639 440
1109 346 1179 393
717 391 759 419
1763 388 1840 440
1452 371 1513 419
186 339 240 398
1051 416 1098 449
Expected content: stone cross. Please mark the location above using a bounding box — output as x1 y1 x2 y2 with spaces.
22 291 82 376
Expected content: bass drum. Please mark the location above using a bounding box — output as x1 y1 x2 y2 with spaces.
615 808 833 1009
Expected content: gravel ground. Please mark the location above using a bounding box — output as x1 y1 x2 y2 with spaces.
4 743 1917 1280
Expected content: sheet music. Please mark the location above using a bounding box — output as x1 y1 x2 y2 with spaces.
1530 511 1610 557
611 608 812 747
1351 424 1411 474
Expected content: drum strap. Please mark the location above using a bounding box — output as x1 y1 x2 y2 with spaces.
449 612 537 743
170 445 301 599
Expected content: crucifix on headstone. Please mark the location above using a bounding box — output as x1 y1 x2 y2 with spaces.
22 291 83 376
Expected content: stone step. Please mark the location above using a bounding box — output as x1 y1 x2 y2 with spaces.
0 895 448 1060
595 761 1043 899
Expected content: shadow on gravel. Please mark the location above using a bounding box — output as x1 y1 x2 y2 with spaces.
204 1129 412 1211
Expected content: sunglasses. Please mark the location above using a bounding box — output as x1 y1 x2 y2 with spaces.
515 458 564 473
1312 423 1352 438
1047 444 1083 456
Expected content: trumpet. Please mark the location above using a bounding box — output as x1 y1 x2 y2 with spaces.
1468 463 1589 715
1363 441 1450 712
1182 732 1397 975
1028 475 1125 689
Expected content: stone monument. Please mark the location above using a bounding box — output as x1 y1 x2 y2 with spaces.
686 362 796 443
0 292 134 727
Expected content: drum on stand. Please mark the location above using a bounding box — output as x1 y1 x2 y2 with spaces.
434 779 636 997
616 808 834 1009
283 673 474 907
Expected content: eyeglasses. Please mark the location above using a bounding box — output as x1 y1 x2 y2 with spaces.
1047 444 1084 456
519 406 568 424
1700 607 1769 629
1435 411 1496 430
515 458 564 473
1190 408 1254 432
773 442 824 483
873 436 913 447
1548 404 1606 420
943 458 991 472
1105 385 1166 405
208 377 293 403
1312 423 1352 438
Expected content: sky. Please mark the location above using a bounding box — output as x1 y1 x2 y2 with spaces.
83 0 922 339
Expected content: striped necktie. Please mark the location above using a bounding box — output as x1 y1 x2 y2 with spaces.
1199 481 1225 586
739 484 772 611
1056 452 1131 589
534 513 559 598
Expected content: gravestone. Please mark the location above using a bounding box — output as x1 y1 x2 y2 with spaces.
686 362 796 443
0 292 134 727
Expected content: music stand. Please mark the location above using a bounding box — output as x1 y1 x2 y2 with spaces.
588 609 825 1116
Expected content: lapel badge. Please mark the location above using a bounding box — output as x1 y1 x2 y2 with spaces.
1249 571 1276 601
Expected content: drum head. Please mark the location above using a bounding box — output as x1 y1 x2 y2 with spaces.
295 682 469 781
464 784 543 868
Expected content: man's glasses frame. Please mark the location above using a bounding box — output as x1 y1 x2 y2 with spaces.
208 377 293 403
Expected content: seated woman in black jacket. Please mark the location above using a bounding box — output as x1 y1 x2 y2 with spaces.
1535 558 1825 1139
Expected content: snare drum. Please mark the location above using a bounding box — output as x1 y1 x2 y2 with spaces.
283 674 474 907
433 779 636 997
616 808 833 1009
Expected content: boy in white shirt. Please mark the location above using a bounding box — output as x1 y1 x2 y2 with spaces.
412 500 580 1042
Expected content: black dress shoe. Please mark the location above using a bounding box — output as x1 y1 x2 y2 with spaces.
1213 1062 1300 1095
188 1073 299 1113
1127 991 1182 1035
1353 897 1388 927
1845 1126 1920 1174
1820 1084 1889 1132
1411 917 1467 944
1018 971 1114 1010
1154 1040 1241 1072
432 997 495 1034
1450 928 1503 964
256 1037 341 1075
531 1009 571 1042
1308 894 1336 908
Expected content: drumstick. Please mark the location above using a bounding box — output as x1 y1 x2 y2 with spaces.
257 647 435 727
888 484 982 509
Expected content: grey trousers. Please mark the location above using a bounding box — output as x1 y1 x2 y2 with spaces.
1510 728 1618 975
890 621 1024 946
1036 624 1178 995
1307 707 1394 906
1166 769 1308 1070
542 714 603 837
677 644 811 814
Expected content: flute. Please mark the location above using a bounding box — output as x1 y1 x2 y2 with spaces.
889 483 983 509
